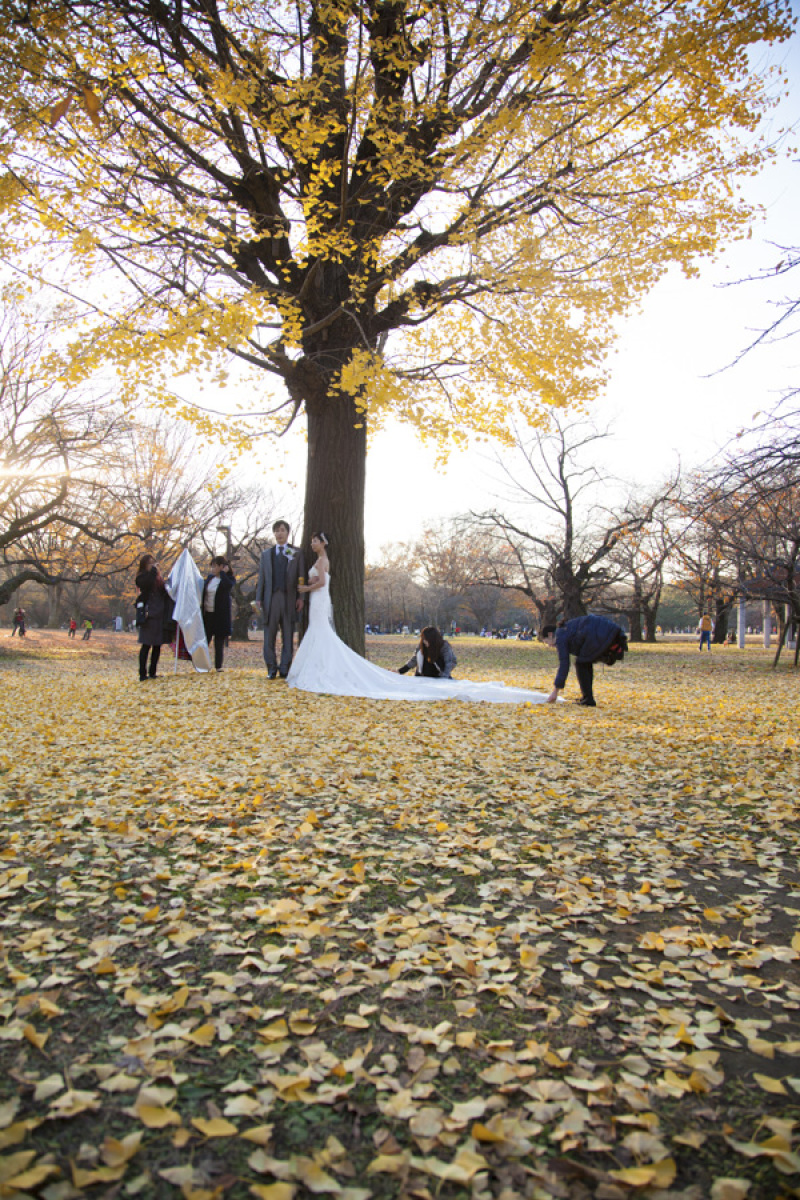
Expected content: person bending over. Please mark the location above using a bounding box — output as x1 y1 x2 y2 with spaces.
540 615 627 707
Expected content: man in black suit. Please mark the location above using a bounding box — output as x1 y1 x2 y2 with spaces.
254 521 305 678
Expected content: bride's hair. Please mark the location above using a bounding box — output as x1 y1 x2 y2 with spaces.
312 531 329 547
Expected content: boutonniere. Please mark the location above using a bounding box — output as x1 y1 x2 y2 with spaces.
284 546 296 561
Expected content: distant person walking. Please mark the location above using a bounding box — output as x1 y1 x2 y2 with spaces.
68 617 77 638
11 606 26 637
82 619 93 641
698 613 713 651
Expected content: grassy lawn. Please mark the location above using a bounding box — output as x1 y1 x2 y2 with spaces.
1 630 798 1200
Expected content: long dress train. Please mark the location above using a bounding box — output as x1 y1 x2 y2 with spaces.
287 568 552 704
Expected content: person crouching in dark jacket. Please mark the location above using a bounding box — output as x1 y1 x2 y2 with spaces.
540 615 627 707
398 626 457 679
202 557 235 671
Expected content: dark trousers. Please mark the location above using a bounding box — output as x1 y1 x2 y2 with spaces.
575 660 594 703
139 644 161 679
203 612 226 670
265 591 293 674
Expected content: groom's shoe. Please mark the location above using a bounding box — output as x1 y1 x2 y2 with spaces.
267 670 277 679
279 671 288 679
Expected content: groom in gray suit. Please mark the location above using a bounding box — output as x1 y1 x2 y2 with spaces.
255 520 305 678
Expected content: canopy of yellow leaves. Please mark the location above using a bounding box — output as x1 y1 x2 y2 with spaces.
0 1 793 448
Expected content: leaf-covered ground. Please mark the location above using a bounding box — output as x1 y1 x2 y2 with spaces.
1 631 798 1200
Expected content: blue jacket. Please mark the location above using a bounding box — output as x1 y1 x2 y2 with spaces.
554 615 624 689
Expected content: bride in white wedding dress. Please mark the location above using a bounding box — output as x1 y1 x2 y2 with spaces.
287 534 552 705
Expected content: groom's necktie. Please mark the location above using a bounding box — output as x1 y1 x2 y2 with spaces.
273 545 288 592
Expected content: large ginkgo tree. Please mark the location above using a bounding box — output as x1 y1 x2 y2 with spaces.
0 0 792 649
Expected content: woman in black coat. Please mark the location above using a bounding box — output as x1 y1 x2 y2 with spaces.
202 557 235 671
135 554 171 681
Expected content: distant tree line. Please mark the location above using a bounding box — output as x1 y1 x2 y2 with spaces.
4 311 797 663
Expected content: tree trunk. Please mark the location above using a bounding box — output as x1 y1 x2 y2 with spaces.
303 391 367 655
538 596 560 629
47 582 63 628
556 570 586 621
628 606 643 643
772 604 788 668
713 596 730 643
643 605 658 642
643 586 662 642
231 583 253 642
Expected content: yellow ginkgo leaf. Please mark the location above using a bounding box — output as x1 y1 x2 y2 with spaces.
289 1156 341 1193
101 1131 143 1167
0 1099 20 1131
134 1104 182 1128
367 1154 411 1175
0 1121 30 1151
258 1019 289 1042
0 1151 36 1185
239 1124 274 1145
93 956 117 975
186 1023 216 1046
341 1014 369 1029
48 1090 101 1119
250 1184 296 1200
191 1117 238 1138
23 1024 49 1051
71 1162 126 1188
753 1074 787 1095
608 1164 658 1185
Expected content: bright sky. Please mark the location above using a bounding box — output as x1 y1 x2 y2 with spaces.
252 30 799 558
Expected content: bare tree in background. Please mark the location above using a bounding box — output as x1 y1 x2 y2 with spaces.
0 303 126 609
669 486 737 642
365 544 423 633
474 418 664 621
1 304 283 629
697 447 800 665
712 231 799 481
605 485 681 641
413 521 508 632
